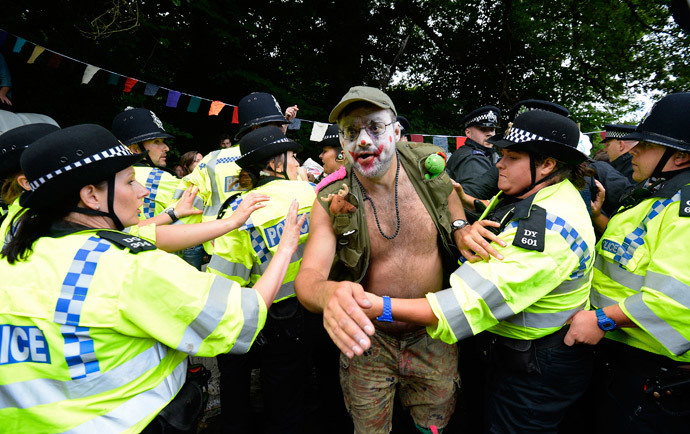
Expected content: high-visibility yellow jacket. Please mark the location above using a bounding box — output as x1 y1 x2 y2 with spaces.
591 172 690 362
427 180 595 343
207 179 315 303
172 147 242 253
134 164 179 220
0 228 266 433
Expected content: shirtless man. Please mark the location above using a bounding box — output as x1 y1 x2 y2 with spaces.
295 86 499 433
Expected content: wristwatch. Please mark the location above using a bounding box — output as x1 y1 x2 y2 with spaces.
451 219 469 233
595 308 617 331
164 207 179 223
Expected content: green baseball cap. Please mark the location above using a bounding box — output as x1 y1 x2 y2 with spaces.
329 86 397 122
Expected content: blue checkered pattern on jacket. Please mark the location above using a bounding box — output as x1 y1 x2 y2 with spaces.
249 227 270 264
143 168 164 218
613 192 680 266
53 236 112 379
217 156 240 165
505 211 590 278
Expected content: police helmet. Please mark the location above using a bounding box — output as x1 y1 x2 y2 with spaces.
111 107 174 147
621 93 690 152
0 123 59 180
313 124 341 149
463 106 500 129
235 92 289 140
507 100 569 123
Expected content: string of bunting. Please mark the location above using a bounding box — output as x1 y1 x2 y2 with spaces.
0 29 239 121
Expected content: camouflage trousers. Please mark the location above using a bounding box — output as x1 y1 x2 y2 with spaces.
340 328 459 434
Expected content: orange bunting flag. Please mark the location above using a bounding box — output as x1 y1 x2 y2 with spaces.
232 106 239 123
209 101 225 116
456 136 466 148
123 78 138 93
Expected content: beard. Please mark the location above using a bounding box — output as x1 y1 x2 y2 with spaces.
350 143 396 179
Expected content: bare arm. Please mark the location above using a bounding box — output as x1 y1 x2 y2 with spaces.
295 200 374 358
363 293 438 327
153 193 269 252
252 200 307 307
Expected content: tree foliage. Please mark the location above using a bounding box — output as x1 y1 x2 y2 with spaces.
1 0 688 156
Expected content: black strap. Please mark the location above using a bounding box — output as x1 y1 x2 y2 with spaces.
216 191 243 220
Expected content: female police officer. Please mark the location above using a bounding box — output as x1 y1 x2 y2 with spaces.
0 124 305 433
331 110 596 433
207 126 315 433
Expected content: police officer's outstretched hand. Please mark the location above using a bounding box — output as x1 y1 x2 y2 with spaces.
174 186 204 218
456 221 506 262
226 192 270 229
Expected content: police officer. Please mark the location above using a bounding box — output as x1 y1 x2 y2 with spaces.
0 124 304 432
601 123 637 181
0 123 59 243
446 105 501 197
172 92 297 256
360 110 596 432
207 126 315 433
566 93 690 433
316 123 345 178
111 107 180 221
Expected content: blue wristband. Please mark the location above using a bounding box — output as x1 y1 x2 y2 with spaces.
377 296 394 322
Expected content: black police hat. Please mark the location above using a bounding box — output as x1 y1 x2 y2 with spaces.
621 93 690 152
236 92 289 140
236 126 303 169
490 110 586 164
20 124 145 209
602 124 636 142
508 99 570 123
0 123 59 180
396 115 411 136
111 107 174 147
463 106 500 128
313 124 341 149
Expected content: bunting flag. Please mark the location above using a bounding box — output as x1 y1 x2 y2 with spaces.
108 73 119 86
144 83 160 96
13 37 26 53
187 96 201 113
123 77 138 93
209 100 225 116
433 136 449 153
27 46 45 64
231 106 239 123
47 53 62 69
81 65 100 84
166 90 181 107
410 134 424 142
288 118 301 130
456 136 466 148
310 122 329 141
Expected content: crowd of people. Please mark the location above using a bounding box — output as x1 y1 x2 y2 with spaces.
0 85 689 434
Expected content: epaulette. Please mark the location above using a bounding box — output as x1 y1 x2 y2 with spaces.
97 230 157 253
511 197 546 252
316 166 347 192
681 185 690 217
472 150 486 156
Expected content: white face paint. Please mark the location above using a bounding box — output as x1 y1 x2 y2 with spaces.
338 107 400 179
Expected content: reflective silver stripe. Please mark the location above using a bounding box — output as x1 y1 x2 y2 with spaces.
0 343 168 409
590 291 619 308
595 255 643 292
203 154 222 217
63 356 187 433
177 276 233 355
276 281 296 300
435 289 473 341
549 272 590 295
192 195 204 210
454 265 514 320
228 287 263 354
646 271 690 309
624 292 690 356
172 188 185 200
208 254 251 281
504 304 584 329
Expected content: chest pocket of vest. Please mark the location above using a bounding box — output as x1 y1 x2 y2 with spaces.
334 214 362 269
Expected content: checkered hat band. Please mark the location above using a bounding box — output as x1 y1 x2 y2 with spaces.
29 144 133 191
468 112 497 125
322 134 339 141
241 137 293 159
504 127 548 144
606 130 629 139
